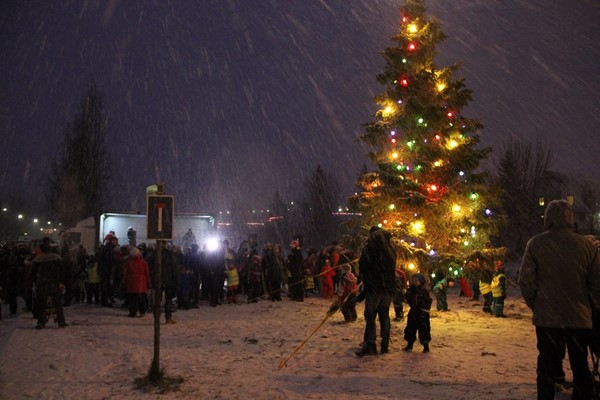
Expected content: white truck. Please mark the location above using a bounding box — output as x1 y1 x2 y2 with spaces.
61 212 215 252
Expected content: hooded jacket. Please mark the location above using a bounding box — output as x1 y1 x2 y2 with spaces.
358 228 397 296
519 199 600 329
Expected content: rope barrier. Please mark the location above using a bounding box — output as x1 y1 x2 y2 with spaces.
278 281 362 369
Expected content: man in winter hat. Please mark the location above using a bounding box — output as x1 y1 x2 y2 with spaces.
519 199 600 399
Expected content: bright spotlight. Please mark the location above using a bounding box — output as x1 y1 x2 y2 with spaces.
205 237 220 252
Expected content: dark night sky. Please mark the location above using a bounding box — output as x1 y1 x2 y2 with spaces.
1 0 599 215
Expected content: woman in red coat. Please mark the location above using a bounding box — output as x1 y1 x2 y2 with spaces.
122 247 150 317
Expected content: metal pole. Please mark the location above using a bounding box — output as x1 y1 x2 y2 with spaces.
149 183 165 381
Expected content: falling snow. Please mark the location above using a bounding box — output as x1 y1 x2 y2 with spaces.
1 1 599 212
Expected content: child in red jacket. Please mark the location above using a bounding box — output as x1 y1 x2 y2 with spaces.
320 259 335 299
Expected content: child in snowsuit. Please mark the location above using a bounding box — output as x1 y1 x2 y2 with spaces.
225 261 239 304
320 259 335 299
403 273 433 353
432 277 454 311
392 267 408 321
479 274 493 314
491 261 506 317
337 264 358 322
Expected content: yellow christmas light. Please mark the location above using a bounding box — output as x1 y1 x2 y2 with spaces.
409 220 425 235
447 139 459 149
382 105 395 118
433 159 443 167
437 82 446 92
407 23 418 33
452 204 462 213
407 262 416 270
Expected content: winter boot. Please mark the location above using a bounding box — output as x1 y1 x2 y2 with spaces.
356 343 378 357
402 342 414 352
422 343 430 353
380 341 389 354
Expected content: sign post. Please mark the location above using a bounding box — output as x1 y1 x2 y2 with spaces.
146 184 174 382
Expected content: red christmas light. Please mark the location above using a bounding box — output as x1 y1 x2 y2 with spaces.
408 42 417 51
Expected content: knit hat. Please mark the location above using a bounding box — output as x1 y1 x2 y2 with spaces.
411 273 426 286
129 246 141 256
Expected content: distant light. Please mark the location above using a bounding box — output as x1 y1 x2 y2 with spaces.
2 208 7 212
33 218 38 223
485 209 492 216
17 214 23 219
47 221 52 225
459 171 465 176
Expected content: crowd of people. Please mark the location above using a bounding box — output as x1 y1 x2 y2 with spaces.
1 203 599 399
0 233 366 326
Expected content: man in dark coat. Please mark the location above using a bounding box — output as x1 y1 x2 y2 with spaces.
356 227 396 357
287 240 305 302
262 243 283 301
201 241 225 307
32 240 67 329
519 199 600 399
186 244 201 308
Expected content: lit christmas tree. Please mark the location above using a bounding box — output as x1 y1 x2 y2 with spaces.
351 0 503 279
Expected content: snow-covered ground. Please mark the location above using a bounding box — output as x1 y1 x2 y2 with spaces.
0 271 580 400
